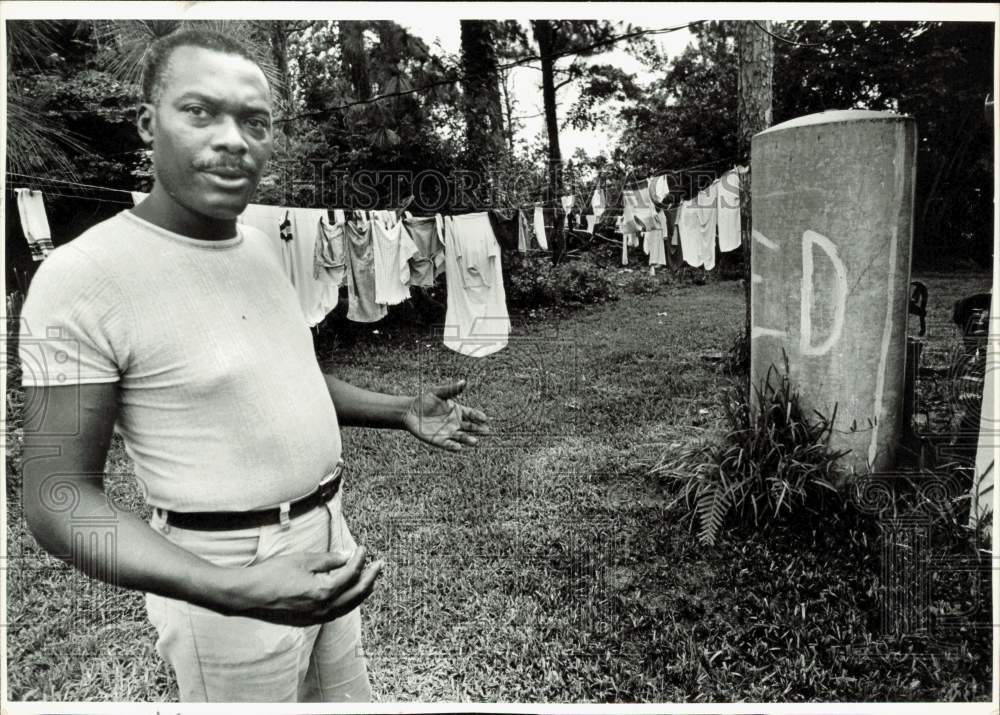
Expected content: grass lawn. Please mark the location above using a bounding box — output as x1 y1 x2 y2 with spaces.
4 266 993 702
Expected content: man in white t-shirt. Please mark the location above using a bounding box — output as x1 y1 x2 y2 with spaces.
17 29 490 703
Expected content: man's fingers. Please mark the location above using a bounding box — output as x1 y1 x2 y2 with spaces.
324 560 384 618
461 407 490 425
431 380 466 401
460 420 490 435
305 549 353 573
314 546 367 594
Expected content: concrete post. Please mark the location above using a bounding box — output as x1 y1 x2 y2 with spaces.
750 110 917 476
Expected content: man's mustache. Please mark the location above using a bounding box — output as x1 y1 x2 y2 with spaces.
195 158 257 176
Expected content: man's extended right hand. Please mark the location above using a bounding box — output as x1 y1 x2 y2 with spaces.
219 547 384 627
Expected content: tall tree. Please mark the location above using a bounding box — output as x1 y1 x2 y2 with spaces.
529 20 622 262
339 21 371 101
459 20 505 178
737 20 774 356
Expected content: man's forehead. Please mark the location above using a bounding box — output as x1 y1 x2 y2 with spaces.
161 45 271 105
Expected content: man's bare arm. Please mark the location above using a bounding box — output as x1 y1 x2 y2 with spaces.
21 383 381 626
322 374 410 429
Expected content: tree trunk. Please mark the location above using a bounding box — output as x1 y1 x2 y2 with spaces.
339 21 371 101
499 70 516 154
737 20 774 367
269 21 294 136
531 20 565 263
460 20 505 176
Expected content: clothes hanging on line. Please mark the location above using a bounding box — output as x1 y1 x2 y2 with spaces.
441 212 510 358
314 216 347 288
622 180 658 236
372 219 418 306
648 174 672 208
532 206 549 250
402 215 445 286
15 188 55 261
643 212 667 268
560 194 575 229
677 183 718 271
517 209 533 253
487 209 520 251
591 187 607 221
716 168 742 253
343 219 388 323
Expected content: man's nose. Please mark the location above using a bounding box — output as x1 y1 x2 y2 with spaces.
210 115 250 154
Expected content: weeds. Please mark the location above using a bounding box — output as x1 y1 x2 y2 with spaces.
653 353 851 545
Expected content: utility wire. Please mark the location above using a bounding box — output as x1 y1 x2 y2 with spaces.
751 20 824 48
6 171 138 196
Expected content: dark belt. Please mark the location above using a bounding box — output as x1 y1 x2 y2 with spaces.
161 465 343 532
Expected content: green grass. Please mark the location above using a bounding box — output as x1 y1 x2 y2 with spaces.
4 268 993 702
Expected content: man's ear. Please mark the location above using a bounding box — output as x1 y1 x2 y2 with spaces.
136 103 155 145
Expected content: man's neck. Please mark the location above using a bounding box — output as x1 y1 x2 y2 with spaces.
131 186 240 241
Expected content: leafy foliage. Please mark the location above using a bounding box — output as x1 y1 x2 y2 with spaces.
504 252 619 309
617 20 993 266
654 353 851 545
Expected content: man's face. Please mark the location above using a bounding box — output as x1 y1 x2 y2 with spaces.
138 45 274 220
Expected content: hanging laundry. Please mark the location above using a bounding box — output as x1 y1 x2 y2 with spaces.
441 213 510 357
677 184 718 270
15 189 55 261
666 219 685 272
516 209 533 252
278 212 296 285
716 168 742 253
487 209 520 251
314 216 348 288
585 214 598 233
532 206 549 250
372 219 418 305
623 179 658 236
372 209 398 228
333 208 347 225
591 187 607 221
402 215 445 287
648 174 672 209
560 194 575 229
343 218 388 323
644 214 667 268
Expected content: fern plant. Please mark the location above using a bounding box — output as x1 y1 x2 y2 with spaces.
654 354 851 545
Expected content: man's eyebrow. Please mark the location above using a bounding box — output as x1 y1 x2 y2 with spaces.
173 92 271 113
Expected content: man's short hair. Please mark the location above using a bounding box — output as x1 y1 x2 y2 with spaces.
140 28 264 105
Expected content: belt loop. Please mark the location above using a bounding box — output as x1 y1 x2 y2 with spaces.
154 507 170 534
279 501 291 531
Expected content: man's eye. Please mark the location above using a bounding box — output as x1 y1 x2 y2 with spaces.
185 106 209 118
247 117 270 130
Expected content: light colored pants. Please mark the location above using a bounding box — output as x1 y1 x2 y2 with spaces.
144 485 372 703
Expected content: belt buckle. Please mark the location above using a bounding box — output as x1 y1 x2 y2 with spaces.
318 459 343 502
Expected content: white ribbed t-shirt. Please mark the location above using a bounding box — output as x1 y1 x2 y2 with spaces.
18 210 343 512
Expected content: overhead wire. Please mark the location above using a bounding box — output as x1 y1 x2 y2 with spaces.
751 20 824 49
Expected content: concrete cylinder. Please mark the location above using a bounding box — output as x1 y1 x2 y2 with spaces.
750 110 917 476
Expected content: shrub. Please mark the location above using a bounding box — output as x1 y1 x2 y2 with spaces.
652 354 851 545
504 252 619 309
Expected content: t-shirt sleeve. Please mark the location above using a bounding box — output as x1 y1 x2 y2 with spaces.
399 229 419 283
17 246 128 386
